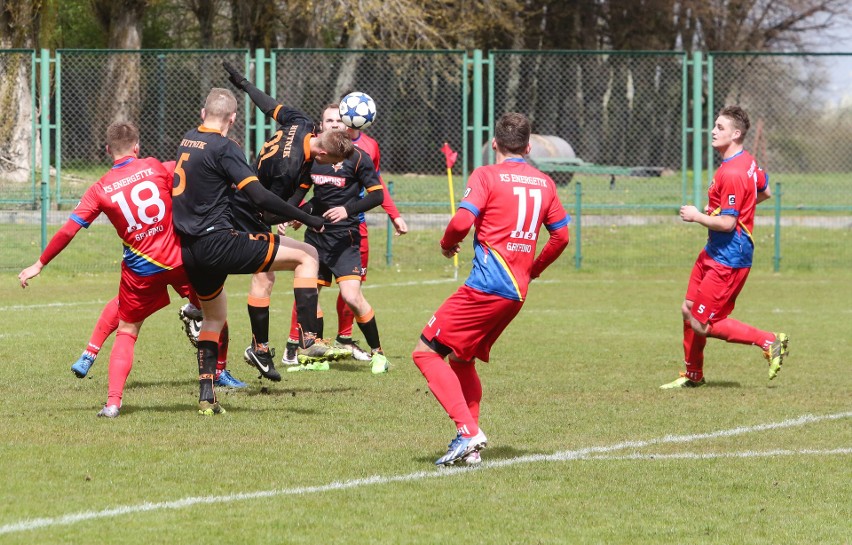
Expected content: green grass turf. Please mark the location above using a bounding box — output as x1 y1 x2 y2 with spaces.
3 217 851 274
0 266 849 544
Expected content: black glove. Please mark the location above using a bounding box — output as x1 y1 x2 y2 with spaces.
223 61 249 91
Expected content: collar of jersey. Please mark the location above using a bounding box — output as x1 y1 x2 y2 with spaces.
503 157 526 163
197 125 224 135
113 155 136 169
721 149 744 163
303 133 313 161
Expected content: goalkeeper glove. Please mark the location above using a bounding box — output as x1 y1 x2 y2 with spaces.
222 61 249 91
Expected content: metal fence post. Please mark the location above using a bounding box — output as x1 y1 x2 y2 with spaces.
29 49 37 205
253 48 267 159
472 49 484 171
39 48 51 249
691 50 703 207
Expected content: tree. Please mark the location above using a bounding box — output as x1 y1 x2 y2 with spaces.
90 0 147 159
0 0 41 185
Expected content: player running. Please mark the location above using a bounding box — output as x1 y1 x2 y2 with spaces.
661 105 789 389
19 122 200 417
412 112 570 465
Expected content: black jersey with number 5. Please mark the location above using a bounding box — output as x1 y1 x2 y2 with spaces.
171 125 258 237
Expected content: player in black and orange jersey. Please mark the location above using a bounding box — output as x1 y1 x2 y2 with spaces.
280 104 390 374
171 87 352 415
222 62 360 380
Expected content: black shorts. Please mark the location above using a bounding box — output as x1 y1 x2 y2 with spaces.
305 227 363 286
180 229 281 299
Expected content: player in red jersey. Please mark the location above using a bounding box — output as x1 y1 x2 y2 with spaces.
412 112 570 465
661 105 789 389
327 118 408 361
18 122 203 417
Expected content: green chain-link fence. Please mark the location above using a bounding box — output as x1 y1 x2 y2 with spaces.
1 49 850 274
709 52 852 271
56 50 249 205
490 51 692 271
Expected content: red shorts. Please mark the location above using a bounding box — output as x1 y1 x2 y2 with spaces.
118 264 193 323
359 222 369 282
420 284 523 362
686 249 750 325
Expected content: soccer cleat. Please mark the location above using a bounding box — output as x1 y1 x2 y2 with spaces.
765 332 789 380
435 429 487 466
286 360 330 372
214 369 247 389
198 400 226 416
659 372 706 389
244 344 281 382
179 304 202 348
282 342 300 366
370 351 389 374
71 353 96 378
463 451 482 465
297 339 335 363
96 404 120 418
333 337 371 361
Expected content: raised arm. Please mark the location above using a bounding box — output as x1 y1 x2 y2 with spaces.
223 61 280 119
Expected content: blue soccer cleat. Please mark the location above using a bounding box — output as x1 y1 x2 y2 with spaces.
71 353 96 378
214 369 247 389
435 429 487 466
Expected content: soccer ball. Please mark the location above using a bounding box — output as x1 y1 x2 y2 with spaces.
339 92 377 130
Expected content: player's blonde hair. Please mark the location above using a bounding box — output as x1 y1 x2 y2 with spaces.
106 121 139 154
317 129 355 160
204 87 238 119
495 112 531 155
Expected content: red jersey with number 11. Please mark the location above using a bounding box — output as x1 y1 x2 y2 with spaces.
71 156 181 276
457 158 569 301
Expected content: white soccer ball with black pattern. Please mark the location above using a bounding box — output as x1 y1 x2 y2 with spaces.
339 92 377 130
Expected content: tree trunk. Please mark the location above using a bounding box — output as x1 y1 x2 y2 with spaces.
0 1 40 184
92 0 144 160
0 53 36 183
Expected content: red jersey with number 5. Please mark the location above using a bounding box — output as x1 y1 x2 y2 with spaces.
458 158 569 301
71 156 181 276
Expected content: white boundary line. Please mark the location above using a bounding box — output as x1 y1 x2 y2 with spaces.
1 411 849 536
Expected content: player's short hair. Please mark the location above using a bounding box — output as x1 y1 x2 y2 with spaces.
204 87 238 119
718 105 750 142
106 121 139 154
320 103 340 120
495 112 531 155
317 129 355 160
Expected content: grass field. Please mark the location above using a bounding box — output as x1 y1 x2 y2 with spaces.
0 266 849 544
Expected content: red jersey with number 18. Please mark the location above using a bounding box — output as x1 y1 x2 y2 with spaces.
458 158 569 301
71 156 181 276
